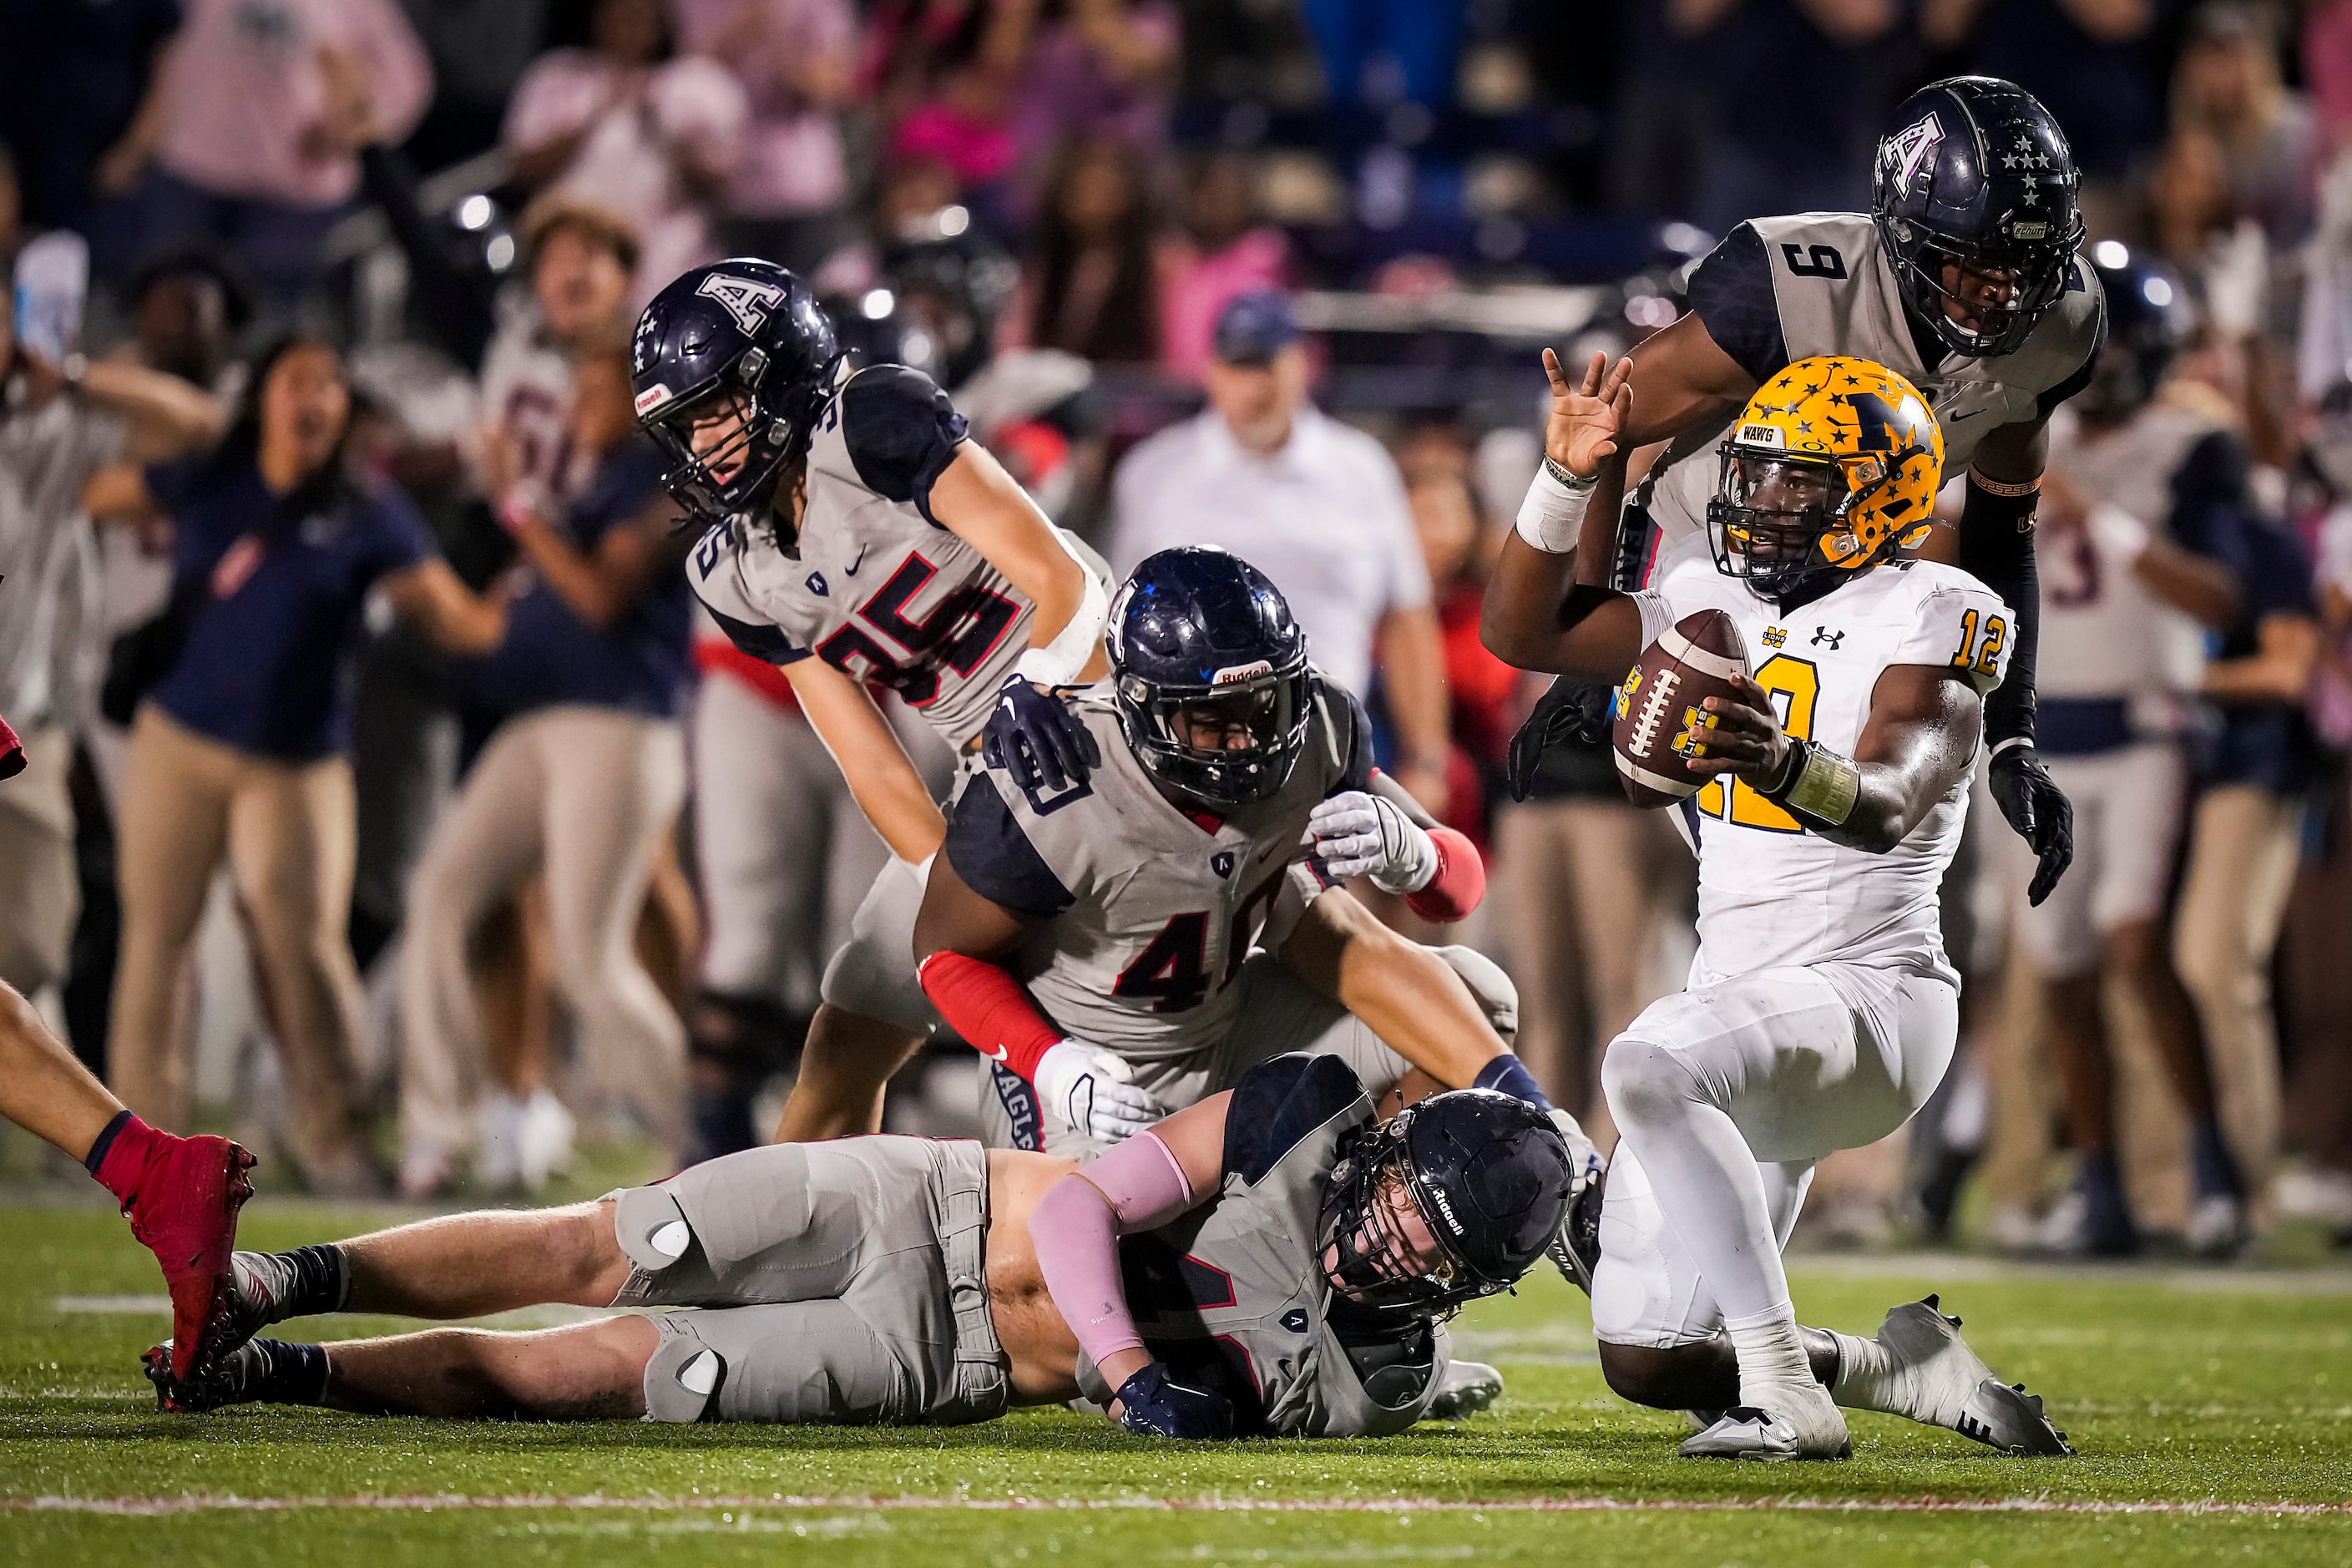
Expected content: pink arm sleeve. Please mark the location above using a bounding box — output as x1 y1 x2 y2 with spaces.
1028 1132 1197 1368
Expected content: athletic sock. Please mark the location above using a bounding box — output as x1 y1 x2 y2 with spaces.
237 1245 351 1322
85 1110 164 1206
245 1339 331 1405
1727 1313 1814 1409
1828 1330 1904 1415
2077 1151 2134 1237
2189 1120 2244 1201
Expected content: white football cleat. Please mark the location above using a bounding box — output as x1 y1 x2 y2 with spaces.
516 1088 576 1191
1424 1359 1505 1420
1872 1296 2072 1456
2186 1194 2249 1261
1680 1380 1851 1462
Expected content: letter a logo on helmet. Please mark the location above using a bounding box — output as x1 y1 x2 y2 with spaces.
1884 111 1945 192
696 272 787 333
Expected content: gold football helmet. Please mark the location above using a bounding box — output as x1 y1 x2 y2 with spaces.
1704 355 1944 599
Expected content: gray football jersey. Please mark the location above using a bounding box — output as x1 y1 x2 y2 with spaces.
1651 210 2107 548
688 361 1110 748
943 675 1373 1063
1072 1054 1450 1438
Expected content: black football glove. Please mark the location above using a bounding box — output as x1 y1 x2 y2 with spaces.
984 675 1100 792
1987 741 2074 906
1505 676 1616 802
1112 1362 1236 1439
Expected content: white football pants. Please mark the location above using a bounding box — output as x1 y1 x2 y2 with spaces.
1593 962 1957 1344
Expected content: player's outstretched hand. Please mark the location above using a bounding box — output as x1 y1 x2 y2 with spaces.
1542 347 1634 481
1988 743 2075 905
1308 791 1438 893
985 676 1100 793
1036 1038 1161 1145
1685 675 1790 781
1505 676 1615 801
1112 1362 1237 1439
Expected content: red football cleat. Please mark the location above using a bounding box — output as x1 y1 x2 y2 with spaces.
116 1134 257 1380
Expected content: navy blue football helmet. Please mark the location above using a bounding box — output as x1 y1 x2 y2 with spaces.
2077 246 2186 423
1107 547 1313 807
1321 1089 1575 1318
630 259 841 541
1873 77 2085 361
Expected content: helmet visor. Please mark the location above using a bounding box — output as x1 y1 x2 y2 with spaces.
1716 453 1847 570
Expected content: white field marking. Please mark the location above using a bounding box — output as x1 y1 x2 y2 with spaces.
50 1295 171 1315
47 1297 627 1331
8 1494 2348 1519
1776 1251 2352 1296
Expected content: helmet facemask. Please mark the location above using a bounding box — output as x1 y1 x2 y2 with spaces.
1318 1142 1471 1318
1117 659 1313 808
1881 216 2083 361
1708 451 1863 599
642 348 816 545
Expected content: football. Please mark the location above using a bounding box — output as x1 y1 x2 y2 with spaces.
1611 609 1752 809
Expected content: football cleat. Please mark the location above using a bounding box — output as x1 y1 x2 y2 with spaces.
1680 1387 1853 1462
1424 1359 1505 1421
118 1134 257 1382
1874 1296 2073 1456
143 1337 261 1414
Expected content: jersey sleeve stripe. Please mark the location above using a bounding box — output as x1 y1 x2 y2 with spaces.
701 603 809 665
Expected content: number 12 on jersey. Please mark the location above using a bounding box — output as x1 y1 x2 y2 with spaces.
1947 608 2006 677
1694 653 1820 834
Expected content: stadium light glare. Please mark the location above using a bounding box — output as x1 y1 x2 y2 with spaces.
457 194 494 232
2093 239 2130 271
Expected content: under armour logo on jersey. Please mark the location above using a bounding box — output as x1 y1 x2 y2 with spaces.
1885 109 1945 191
1211 850 1236 879
1281 1308 1310 1334
1812 627 1845 649
696 272 788 333
807 571 828 596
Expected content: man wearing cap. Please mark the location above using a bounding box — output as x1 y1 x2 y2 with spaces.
1105 290 1451 813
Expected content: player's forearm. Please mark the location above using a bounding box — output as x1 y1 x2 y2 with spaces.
915 949 1062 1080
1278 896 1503 1087
1957 474 2042 750
1029 1133 1198 1387
789 662 948 861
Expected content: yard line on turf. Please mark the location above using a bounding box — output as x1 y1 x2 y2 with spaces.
10 1495 2349 1518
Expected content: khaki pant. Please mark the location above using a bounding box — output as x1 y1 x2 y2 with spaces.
401 706 687 1158
0 723 78 994
2172 783 2302 1192
109 706 370 1173
1491 796 1692 1139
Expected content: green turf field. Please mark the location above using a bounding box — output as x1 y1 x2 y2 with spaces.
3 1195 2348 1565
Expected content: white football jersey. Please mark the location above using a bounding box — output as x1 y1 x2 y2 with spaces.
1651 211 2106 549
2035 403 2212 715
478 296 582 499
1633 530 2015 987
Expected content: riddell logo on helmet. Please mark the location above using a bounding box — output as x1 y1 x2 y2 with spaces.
634 384 671 416
1212 660 1272 685
1426 1181 1464 1238
1886 110 1945 191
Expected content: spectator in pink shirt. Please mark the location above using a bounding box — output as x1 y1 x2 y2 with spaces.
1159 151 1288 384
670 0 861 272
503 0 748 311
112 0 430 310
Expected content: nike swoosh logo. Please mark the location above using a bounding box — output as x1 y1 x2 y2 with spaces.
1947 407 1986 422
846 544 868 575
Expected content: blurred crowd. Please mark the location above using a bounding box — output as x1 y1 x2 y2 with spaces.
4 0 2352 1256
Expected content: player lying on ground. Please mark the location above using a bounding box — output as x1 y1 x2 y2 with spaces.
630 260 1115 1154
144 1057 1573 1440
1481 350 2070 1462
0 969 251 1383
922 545 1567 1159
1505 76 2103 909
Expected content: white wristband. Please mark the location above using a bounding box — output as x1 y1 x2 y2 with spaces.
1515 463 1593 554
1014 536 1111 688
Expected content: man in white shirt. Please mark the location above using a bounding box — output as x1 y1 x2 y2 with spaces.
1105 291 1451 811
